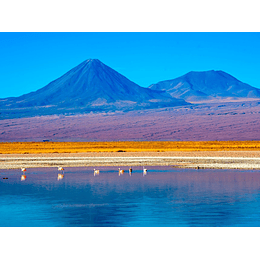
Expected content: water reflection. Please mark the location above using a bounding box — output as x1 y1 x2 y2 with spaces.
57 173 64 180
1 167 260 227
21 175 27 181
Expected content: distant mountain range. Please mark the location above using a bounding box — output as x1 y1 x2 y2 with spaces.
1 59 260 119
0 59 187 118
149 70 260 102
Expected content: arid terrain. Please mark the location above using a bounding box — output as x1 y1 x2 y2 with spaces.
1 140 260 154
1 142 260 170
1 100 260 142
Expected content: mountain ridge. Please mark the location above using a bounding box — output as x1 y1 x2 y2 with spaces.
0 59 188 119
149 70 260 102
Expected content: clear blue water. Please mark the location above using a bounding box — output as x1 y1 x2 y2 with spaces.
1 166 260 227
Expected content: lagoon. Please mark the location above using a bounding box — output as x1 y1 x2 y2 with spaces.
1 166 260 227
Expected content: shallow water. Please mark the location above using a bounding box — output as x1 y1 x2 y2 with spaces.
1 166 260 227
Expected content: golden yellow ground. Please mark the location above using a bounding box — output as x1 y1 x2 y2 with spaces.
1 141 260 154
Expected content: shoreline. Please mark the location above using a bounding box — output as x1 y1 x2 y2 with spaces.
1 151 260 170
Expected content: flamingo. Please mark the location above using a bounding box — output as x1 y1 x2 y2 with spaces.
143 167 147 176
57 166 64 180
94 169 100 176
119 168 124 176
21 167 27 181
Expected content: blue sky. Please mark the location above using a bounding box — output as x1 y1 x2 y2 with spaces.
0 32 259 98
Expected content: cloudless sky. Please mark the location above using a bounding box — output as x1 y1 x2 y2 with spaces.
0 32 260 98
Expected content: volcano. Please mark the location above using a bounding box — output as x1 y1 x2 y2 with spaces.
149 70 260 103
0 59 188 119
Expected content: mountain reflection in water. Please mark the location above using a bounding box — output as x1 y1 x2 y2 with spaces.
1 166 260 227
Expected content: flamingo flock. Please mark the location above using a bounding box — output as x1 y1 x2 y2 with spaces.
17 166 148 181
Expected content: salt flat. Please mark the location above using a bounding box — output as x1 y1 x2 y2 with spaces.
1 151 260 170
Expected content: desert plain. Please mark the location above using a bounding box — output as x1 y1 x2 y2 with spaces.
1 141 260 170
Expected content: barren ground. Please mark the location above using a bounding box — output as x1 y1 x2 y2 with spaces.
1 151 260 170
1 101 260 142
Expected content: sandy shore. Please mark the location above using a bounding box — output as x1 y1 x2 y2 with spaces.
1 151 260 170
